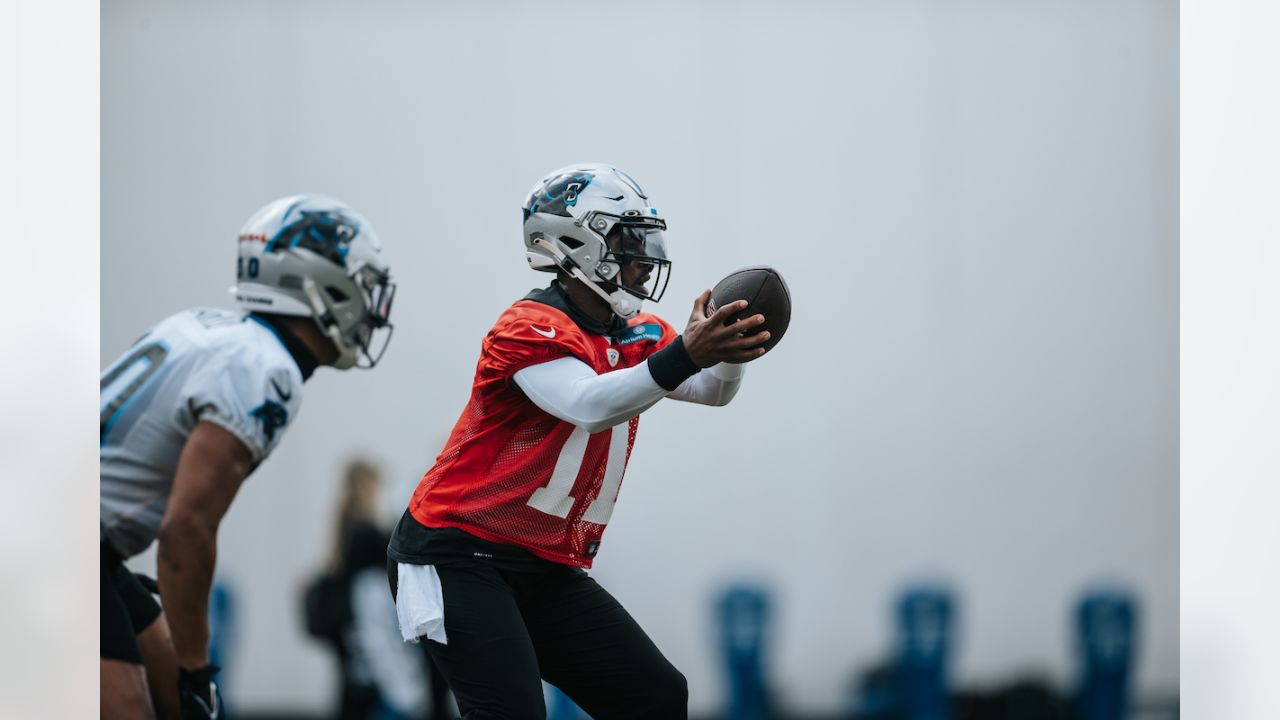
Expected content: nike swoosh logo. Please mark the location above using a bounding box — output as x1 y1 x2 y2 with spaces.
530 325 556 339
271 378 293 402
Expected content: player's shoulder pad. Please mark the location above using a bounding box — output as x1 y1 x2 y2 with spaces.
491 301 592 347
479 301 597 379
183 325 303 462
217 329 302 411
243 357 299 452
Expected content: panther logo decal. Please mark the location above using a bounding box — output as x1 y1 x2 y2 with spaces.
266 210 360 265
524 171 595 219
249 400 289 444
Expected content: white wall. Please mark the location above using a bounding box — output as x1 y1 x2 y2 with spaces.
102 0 1177 714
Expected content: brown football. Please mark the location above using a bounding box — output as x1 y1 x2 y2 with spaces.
705 266 792 359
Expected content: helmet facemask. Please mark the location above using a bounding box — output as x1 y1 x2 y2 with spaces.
587 217 671 317
303 263 396 370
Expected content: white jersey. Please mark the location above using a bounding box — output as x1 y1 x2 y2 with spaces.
100 308 305 558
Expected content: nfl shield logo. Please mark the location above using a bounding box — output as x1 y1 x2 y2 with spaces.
606 348 620 367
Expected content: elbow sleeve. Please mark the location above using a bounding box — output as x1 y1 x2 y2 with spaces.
515 358 669 431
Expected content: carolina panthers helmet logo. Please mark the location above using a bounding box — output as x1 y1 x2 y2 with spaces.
265 209 360 266
524 171 595 219
249 400 289 444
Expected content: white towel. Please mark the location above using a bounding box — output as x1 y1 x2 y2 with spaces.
395 563 448 645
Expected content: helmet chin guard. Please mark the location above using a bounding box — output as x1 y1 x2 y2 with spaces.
529 236 645 319
575 267 645 319
605 287 644 319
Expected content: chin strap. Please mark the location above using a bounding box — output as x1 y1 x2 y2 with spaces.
570 266 642 319
302 278 358 369
603 284 644 319
532 237 643 319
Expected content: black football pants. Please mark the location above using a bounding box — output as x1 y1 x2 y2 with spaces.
388 559 687 719
101 540 162 663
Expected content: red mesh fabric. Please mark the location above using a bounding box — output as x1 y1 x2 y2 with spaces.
409 304 676 568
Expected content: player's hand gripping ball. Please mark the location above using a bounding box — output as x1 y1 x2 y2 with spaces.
706 266 791 360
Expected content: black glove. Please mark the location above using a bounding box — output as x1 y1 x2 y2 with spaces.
178 664 224 720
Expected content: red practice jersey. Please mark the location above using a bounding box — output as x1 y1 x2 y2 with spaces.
409 300 678 568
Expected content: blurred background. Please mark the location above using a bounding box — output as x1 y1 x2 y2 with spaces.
101 0 1177 717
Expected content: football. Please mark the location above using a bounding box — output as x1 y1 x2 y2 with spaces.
706 266 792 357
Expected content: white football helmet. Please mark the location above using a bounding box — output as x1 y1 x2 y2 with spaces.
232 195 395 369
522 163 671 319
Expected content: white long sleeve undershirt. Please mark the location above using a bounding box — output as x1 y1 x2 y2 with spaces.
513 356 745 434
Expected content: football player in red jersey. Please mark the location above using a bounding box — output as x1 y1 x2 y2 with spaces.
386 163 769 718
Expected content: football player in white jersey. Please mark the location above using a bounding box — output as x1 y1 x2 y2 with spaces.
100 195 396 719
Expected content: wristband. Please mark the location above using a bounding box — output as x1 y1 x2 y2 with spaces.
646 336 700 391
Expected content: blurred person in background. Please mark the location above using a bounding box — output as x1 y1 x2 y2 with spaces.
308 459 452 719
100 195 396 719
386 164 770 719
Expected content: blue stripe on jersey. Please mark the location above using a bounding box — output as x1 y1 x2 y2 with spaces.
100 340 171 447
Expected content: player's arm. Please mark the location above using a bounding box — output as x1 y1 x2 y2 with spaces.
665 360 746 406
515 358 667 433
513 293 765 430
647 290 764 404
156 420 253 671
